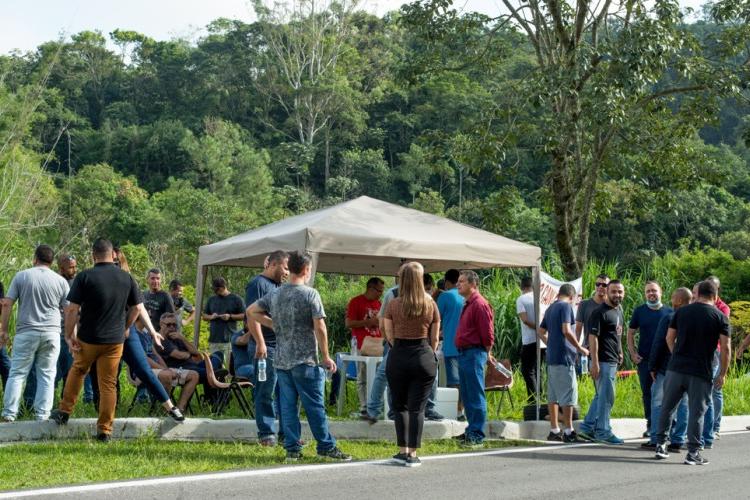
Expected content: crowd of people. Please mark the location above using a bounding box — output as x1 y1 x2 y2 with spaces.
534 274 733 466
0 239 742 468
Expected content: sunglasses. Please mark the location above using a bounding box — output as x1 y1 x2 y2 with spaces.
595 282 609 288
162 322 177 327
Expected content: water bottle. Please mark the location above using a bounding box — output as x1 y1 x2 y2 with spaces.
495 361 512 378
351 337 358 356
258 358 267 382
581 355 589 374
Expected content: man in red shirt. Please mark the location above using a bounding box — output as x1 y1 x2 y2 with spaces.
704 275 729 445
454 270 495 447
346 277 385 416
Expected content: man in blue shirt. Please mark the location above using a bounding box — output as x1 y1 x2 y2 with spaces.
642 287 691 450
538 284 589 443
437 269 464 418
627 280 672 437
244 250 289 447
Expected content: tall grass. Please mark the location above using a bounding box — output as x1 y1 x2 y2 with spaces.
312 254 750 368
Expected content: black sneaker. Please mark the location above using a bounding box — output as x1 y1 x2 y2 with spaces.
655 443 669 460
667 443 684 453
547 431 563 442
286 450 303 462
642 430 650 438
641 442 657 450
167 407 185 423
360 414 378 425
405 456 422 468
96 433 111 443
452 433 466 441
425 410 444 421
318 447 352 461
684 451 709 465
703 442 713 450
50 409 70 425
391 452 408 465
563 431 581 443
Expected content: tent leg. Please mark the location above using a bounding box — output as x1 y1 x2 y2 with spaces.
532 263 542 421
193 265 208 348
307 252 319 286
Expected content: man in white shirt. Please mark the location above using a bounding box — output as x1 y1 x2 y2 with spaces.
516 277 544 403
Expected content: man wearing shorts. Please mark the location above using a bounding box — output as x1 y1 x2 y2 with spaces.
538 284 589 443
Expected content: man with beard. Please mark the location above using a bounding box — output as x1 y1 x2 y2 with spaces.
244 250 289 446
654 280 730 465
578 280 626 445
627 281 672 438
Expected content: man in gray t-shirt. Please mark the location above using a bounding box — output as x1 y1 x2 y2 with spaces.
256 284 326 370
249 251 351 462
0 245 69 421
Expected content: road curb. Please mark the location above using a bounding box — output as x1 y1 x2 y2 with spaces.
1 415 749 443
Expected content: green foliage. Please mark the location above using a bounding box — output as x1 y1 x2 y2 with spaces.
410 189 444 215
146 179 260 280
64 163 152 248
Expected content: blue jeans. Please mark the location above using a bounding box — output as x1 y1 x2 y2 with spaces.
122 331 170 403
636 360 653 429
444 356 460 386
367 343 392 418
277 364 336 453
56 335 73 395
248 340 279 438
580 361 617 439
458 347 488 442
0 346 11 389
231 333 254 379
650 372 687 445
702 352 722 445
2 330 60 420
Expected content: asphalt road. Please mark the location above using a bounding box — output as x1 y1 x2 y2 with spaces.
6 431 750 500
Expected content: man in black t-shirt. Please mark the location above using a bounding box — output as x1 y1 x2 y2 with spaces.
578 280 626 445
202 277 245 365
51 238 142 441
654 280 730 465
143 268 175 332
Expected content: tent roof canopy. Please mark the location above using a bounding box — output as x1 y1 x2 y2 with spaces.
197 196 541 275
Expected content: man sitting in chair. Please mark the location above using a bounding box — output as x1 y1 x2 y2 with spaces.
155 312 223 401
132 315 200 414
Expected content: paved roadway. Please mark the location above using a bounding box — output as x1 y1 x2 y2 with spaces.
5 431 750 499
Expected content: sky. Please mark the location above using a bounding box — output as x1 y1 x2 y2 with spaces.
1 0 707 55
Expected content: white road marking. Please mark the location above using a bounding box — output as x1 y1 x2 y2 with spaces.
3 430 748 498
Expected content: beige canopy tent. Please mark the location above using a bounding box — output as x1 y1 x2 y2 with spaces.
193 195 545 414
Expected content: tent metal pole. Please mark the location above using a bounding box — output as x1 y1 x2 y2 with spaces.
307 252 319 286
193 265 208 348
532 262 542 421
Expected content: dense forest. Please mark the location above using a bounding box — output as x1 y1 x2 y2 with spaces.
2 0 750 286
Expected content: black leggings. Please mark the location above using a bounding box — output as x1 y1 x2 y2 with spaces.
520 343 545 400
386 339 437 449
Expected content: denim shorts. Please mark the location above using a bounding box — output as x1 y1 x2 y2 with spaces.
444 355 460 386
547 364 577 407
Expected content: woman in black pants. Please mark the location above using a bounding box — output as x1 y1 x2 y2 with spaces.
384 261 440 467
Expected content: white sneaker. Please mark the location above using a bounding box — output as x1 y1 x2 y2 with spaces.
655 443 669 460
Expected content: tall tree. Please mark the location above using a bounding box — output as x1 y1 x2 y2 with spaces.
251 0 362 185
403 0 748 277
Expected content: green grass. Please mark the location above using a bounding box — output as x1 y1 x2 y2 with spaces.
5 361 750 422
0 437 531 492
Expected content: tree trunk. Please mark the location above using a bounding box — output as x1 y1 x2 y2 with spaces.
324 128 330 190
550 155 582 279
